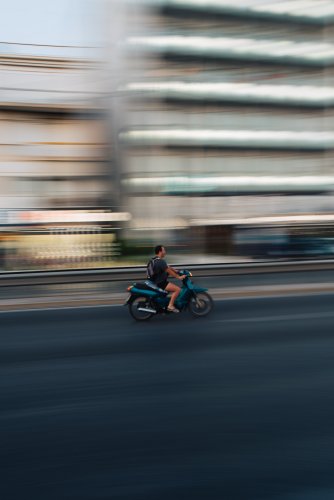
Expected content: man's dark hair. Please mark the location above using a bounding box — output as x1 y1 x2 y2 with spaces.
155 244 164 254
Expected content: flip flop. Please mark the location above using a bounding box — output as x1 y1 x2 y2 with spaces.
167 307 179 313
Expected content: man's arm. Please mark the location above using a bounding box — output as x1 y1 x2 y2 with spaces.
167 267 186 280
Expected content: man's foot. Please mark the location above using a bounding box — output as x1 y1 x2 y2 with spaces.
167 306 179 313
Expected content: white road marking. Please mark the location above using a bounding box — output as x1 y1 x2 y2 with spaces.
214 311 334 324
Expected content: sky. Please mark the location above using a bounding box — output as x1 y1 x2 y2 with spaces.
0 0 105 53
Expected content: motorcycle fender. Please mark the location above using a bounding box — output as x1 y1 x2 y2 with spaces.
124 294 134 305
124 292 156 306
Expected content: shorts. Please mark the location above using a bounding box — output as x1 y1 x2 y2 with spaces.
157 280 168 290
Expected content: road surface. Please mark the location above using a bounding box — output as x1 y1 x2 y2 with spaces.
2 294 334 499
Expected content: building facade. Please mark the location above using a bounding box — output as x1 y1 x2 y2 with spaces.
118 0 334 255
0 43 125 269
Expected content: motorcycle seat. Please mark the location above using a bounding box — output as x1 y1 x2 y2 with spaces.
133 281 168 295
144 280 169 295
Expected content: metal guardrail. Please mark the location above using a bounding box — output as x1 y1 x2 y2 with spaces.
1 259 334 287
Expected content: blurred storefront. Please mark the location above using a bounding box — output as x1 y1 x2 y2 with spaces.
0 209 130 270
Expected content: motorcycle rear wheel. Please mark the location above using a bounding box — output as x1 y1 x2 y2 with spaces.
189 292 213 317
129 296 155 321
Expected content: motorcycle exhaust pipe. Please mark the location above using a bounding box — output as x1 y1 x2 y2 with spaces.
138 307 157 314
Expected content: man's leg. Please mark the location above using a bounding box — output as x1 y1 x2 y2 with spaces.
165 282 181 309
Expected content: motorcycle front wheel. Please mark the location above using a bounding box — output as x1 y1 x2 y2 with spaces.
189 292 213 317
129 296 155 321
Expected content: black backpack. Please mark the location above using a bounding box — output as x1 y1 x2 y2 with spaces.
147 257 159 280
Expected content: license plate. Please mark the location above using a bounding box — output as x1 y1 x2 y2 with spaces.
124 294 131 305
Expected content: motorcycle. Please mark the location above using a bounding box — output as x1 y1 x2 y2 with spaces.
125 269 213 321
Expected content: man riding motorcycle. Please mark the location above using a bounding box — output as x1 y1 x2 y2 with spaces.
147 245 186 313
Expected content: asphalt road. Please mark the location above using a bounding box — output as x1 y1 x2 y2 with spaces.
2 294 334 500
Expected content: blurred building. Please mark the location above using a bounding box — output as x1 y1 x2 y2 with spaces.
3 1 334 267
119 0 334 255
0 43 126 269
0 43 111 209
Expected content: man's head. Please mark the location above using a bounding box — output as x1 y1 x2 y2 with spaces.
155 245 166 258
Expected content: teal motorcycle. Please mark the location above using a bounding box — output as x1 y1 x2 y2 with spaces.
125 270 213 321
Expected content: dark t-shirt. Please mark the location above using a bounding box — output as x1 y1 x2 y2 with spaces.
152 257 168 286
